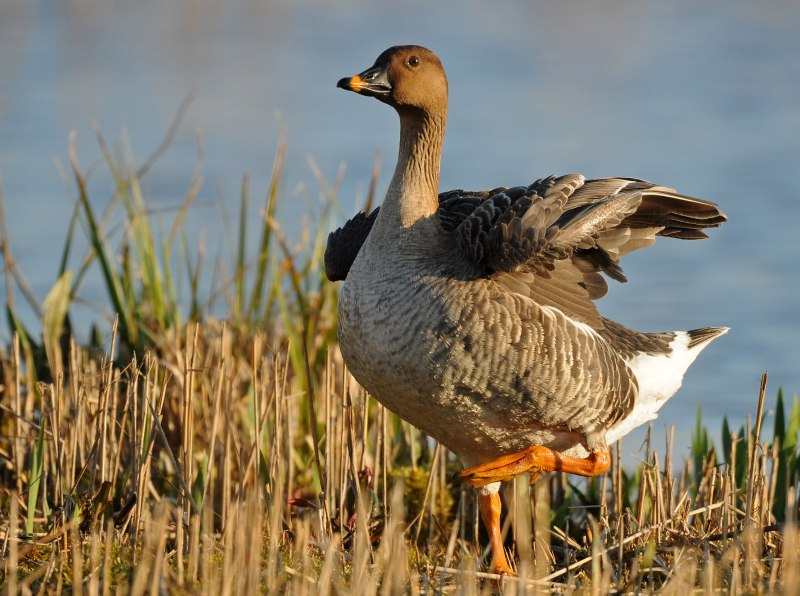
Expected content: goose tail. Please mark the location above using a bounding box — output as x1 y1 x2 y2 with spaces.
606 326 728 445
686 326 730 349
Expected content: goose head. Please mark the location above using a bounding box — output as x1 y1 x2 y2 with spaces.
337 45 448 116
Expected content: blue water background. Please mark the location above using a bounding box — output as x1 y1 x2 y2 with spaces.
1 0 799 461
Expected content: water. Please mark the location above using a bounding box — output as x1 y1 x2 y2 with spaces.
1 0 799 459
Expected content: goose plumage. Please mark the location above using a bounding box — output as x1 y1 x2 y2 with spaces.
328 45 727 574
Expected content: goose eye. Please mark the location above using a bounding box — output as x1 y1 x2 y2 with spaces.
407 56 420 68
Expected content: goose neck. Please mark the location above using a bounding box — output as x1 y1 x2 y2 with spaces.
385 109 446 227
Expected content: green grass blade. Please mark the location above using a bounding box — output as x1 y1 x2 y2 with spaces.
246 142 284 322
6 298 45 383
42 271 72 374
235 174 249 320
785 393 800 458
787 395 800 503
691 405 709 493
25 410 46 534
722 416 732 468
192 451 209 511
735 425 748 491
774 389 789 520
775 388 786 444
97 128 169 331
69 135 137 349
128 167 167 329
57 201 82 278
181 232 203 321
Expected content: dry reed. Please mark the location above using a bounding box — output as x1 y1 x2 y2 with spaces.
1 324 798 593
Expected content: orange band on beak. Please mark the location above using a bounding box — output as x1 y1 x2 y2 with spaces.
347 75 365 92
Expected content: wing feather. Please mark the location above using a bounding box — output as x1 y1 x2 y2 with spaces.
325 175 727 332
456 175 726 329
324 209 379 281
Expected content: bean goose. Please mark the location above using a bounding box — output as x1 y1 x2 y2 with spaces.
328 45 727 575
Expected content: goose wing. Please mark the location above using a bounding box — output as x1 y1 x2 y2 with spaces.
324 188 496 281
324 209 379 281
325 174 727 328
455 174 727 329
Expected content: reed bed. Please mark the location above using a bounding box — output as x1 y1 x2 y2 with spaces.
1 123 799 593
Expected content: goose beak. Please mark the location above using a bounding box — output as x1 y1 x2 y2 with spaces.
337 64 391 98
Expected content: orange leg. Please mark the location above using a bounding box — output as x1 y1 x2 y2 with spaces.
479 492 516 576
461 446 611 488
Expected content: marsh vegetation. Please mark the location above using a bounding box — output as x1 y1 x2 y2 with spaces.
1 126 798 593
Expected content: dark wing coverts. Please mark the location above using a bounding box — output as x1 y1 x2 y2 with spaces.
324 209 379 282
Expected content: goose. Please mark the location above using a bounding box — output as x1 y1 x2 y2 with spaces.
328 45 727 575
